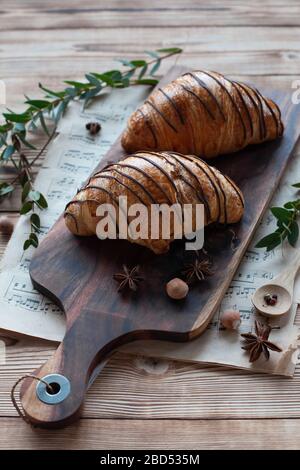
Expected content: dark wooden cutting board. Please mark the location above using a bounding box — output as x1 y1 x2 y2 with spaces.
20 66 300 427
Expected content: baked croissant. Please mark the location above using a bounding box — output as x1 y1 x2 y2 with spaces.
64 151 244 254
121 71 283 159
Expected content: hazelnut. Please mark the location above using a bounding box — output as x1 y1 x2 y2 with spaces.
0 216 14 237
221 309 241 330
166 278 189 300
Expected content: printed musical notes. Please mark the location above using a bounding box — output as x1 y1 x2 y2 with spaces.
0 82 299 373
0 85 150 341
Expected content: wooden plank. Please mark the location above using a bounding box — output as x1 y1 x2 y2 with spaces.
0 0 300 447
1 337 300 420
1 51 300 78
1 27 300 54
16 65 299 427
0 417 300 449
2 75 299 111
2 1 300 29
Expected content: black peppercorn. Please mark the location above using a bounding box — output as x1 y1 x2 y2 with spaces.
86 122 101 135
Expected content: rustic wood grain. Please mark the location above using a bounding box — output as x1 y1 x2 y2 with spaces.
3 0 300 28
1 417 300 450
18 65 300 427
1 0 300 449
1 339 300 420
2 27 300 55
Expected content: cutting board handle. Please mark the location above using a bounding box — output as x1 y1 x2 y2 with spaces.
20 309 132 427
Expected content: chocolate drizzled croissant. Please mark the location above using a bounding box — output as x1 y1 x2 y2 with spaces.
64 151 244 254
121 71 284 159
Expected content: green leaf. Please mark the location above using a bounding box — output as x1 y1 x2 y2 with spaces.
3 112 31 123
82 87 102 108
145 50 159 59
64 87 77 98
92 72 118 86
25 99 51 110
18 133 37 150
38 111 50 136
52 100 68 123
37 192 48 209
120 77 130 88
39 83 66 99
150 59 161 76
282 221 292 233
28 190 41 202
64 80 90 89
13 122 26 134
20 201 33 215
23 239 33 250
0 123 13 133
292 182 300 188
29 232 38 245
117 59 134 67
130 60 147 67
284 201 295 209
93 70 123 80
30 213 41 229
0 183 14 197
156 47 183 54
22 181 31 202
270 207 292 223
138 64 148 79
1 145 15 160
0 133 7 147
255 232 281 250
135 78 158 86
288 221 299 246
85 74 102 87
95 75 114 86
123 69 136 80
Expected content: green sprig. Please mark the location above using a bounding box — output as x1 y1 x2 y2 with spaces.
255 183 300 251
0 47 182 250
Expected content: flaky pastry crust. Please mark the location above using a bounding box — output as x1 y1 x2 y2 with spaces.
64 151 244 254
121 71 283 158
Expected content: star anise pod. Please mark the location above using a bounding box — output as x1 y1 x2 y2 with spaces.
113 265 144 292
182 257 214 284
241 320 282 362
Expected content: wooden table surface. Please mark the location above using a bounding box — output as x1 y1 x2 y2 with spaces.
1 0 300 450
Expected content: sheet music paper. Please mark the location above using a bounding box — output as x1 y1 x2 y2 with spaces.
0 85 299 375
122 153 300 376
0 86 150 340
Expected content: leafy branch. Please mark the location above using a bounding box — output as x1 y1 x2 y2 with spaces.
0 47 182 250
255 182 300 251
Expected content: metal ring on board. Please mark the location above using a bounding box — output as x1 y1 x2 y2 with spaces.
36 374 71 405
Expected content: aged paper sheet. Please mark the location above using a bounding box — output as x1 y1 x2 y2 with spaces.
0 87 150 341
0 86 299 375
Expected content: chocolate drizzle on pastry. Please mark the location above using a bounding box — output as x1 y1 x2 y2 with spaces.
158 88 185 125
179 84 215 121
134 152 179 196
199 71 247 140
165 152 211 220
111 163 173 204
121 70 283 159
64 151 244 253
136 109 158 147
183 72 226 121
145 99 178 133
232 81 263 139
